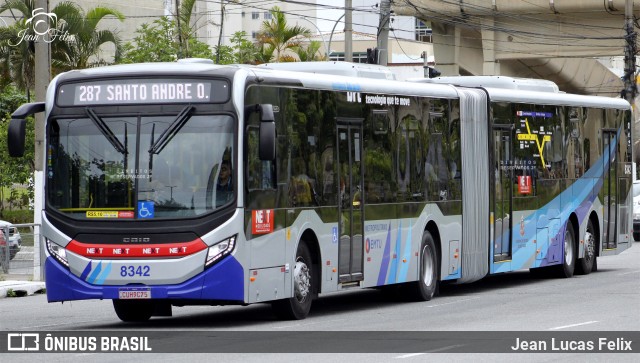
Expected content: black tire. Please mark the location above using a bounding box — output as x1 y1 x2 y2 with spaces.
113 300 153 322
272 243 314 320
405 232 438 301
576 219 596 275
555 223 576 278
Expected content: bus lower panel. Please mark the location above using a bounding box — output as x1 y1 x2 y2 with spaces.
45 256 244 303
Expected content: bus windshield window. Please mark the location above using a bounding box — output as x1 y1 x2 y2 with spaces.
47 114 235 219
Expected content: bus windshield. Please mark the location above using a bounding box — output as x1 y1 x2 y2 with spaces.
47 112 235 220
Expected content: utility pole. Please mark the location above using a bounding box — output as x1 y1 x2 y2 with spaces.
34 0 51 281
377 0 391 65
216 2 224 63
345 0 352 62
623 0 636 103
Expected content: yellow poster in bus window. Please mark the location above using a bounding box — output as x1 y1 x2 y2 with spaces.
86 211 119 218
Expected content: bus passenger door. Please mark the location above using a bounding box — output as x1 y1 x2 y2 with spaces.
337 121 364 283
602 129 617 250
492 125 513 262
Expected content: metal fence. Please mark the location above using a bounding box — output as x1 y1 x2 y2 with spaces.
0 223 40 280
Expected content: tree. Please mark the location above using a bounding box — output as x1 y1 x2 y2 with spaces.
175 0 210 59
293 40 325 62
258 6 311 62
0 23 34 98
0 0 124 91
50 2 125 72
0 84 33 213
119 17 213 64
230 31 259 64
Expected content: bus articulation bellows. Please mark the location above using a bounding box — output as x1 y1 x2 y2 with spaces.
7 61 633 321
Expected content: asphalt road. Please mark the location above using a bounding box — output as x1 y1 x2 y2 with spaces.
1 241 639 362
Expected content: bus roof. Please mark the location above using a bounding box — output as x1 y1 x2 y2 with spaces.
256 61 396 80
410 75 630 110
412 75 560 92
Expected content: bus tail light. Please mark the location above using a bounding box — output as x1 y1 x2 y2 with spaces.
46 239 69 268
205 235 236 268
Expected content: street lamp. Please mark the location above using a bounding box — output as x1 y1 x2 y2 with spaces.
300 16 329 60
327 14 346 61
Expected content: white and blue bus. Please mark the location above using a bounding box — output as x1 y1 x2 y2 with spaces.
7 61 633 321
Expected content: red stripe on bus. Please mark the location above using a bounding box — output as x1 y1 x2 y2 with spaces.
66 239 208 258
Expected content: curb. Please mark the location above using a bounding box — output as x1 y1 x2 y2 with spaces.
0 281 46 298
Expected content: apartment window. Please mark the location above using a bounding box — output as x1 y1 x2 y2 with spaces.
252 31 258 39
264 12 272 20
252 12 259 20
241 11 245 18
415 19 432 43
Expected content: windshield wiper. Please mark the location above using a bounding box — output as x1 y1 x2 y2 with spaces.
85 108 127 155
148 105 195 155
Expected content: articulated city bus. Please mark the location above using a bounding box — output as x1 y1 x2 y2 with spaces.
7 61 633 321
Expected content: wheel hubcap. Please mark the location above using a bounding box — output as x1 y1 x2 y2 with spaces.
421 245 434 287
584 230 594 262
294 258 310 303
564 229 573 264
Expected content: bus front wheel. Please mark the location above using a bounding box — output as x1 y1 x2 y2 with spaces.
113 300 153 322
271 242 314 320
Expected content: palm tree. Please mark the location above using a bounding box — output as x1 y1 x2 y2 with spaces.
0 23 34 97
0 0 124 86
293 41 325 62
175 0 210 59
48 2 124 72
259 6 311 62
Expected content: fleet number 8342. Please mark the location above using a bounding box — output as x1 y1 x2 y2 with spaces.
120 265 151 277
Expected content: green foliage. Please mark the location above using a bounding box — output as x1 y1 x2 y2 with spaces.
230 31 259 64
258 6 311 62
214 45 235 65
119 17 214 63
51 2 125 72
0 85 33 214
293 41 325 62
5 288 17 297
0 0 124 88
0 209 33 223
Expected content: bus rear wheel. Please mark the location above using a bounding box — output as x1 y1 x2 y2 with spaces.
113 300 153 322
405 232 438 301
555 223 576 278
576 219 596 275
272 243 314 320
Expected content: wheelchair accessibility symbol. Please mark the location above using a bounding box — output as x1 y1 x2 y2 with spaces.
138 201 154 219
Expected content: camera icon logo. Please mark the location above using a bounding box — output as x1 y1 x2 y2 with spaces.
26 8 57 36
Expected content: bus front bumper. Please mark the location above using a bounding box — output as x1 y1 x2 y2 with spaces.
44 256 244 303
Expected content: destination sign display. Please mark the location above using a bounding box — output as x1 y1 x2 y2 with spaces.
56 78 229 106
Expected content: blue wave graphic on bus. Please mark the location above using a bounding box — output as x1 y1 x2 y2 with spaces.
79 261 112 285
386 222 402 284
495 128 620 272
377 224 392 286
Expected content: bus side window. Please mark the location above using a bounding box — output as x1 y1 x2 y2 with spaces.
247 126 275 190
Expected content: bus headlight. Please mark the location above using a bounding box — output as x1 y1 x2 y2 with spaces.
205 235 236 268
46 239 69 267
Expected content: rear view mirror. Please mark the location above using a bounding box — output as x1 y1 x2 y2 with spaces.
8 118 26 157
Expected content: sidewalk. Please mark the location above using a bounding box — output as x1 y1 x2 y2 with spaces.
0 278 45 298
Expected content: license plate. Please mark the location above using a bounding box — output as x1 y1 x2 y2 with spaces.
118 288 151 299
